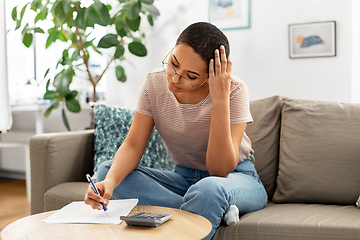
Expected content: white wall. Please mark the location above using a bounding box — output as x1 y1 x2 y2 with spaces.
0 0 12 132
234 0 353 103
351 0 360 103
106 0 358 108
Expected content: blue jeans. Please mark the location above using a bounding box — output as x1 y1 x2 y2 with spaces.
97 156 267 239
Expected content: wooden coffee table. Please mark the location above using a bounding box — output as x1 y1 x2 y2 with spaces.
1 205 212 240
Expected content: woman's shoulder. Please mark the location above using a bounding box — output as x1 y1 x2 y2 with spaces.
143 68 168 94
146 68 165 78
230 74 248 95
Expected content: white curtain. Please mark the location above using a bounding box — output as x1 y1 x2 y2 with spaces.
0 0 12 132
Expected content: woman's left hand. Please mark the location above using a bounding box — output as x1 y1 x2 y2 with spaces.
208 45 232 104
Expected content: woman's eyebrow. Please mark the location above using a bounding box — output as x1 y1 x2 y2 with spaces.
172 55 200 77
172 54 180 65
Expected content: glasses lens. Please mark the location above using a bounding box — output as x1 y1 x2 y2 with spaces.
163 62 174 76
162 62 195 90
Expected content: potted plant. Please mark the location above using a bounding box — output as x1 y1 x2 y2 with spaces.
11 0 159 130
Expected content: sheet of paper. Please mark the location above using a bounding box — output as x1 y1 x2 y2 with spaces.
42 198 138 224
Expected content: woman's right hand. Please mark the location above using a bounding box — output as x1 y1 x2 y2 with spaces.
84 179 114 210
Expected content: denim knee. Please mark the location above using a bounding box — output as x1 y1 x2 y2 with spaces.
96 160 112 182
184 176 229 204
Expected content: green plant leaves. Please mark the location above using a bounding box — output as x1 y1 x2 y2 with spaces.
30 0 42 11
75 7 86 29
98 34 119 48
65 98 81 113
128 41 147 56
11 7 17 21
53 72 71 98
43 90 58 99
114 45 125 58
123 1 141 20
115 65 126 82
141 3 160 18
87 0 111 26
34 4 48 22
147 15 153 26
43 79 80 131
20 3 28 19
22 32 33 48
126 16 141 31
12 0 159 131
12 3 31 30
33 27 44 33
44 100 60 117
46 27 59 48
115 18 128 37
62 107 71 131
61 0 71 13
141 0 155 4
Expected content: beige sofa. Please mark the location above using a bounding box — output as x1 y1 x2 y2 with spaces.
30 96 360 240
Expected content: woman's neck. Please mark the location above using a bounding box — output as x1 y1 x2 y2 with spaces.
173 84 209 104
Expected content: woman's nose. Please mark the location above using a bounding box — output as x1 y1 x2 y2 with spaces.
172 73 182 83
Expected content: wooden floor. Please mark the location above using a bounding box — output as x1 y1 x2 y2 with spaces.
0 178 30 239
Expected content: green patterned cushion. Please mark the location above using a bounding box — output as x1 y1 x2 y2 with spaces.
93 104 174 174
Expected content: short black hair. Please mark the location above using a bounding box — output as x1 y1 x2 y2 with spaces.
176 22 230 70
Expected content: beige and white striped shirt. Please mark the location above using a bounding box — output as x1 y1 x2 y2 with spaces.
136 68 254 171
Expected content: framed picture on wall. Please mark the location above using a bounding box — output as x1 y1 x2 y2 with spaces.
289 21 336 59
209 0 251 30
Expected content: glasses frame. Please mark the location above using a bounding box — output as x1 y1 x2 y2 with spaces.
161 47 209 90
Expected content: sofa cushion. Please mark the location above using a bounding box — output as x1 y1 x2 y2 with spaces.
273 99 360 205
246 96 283 200
44 182 89 212
213 202 360 240
93 104 173 174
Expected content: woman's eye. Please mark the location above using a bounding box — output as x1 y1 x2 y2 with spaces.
187 75 196 80
171 61 179 68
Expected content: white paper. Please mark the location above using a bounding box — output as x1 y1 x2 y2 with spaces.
42 199 138 224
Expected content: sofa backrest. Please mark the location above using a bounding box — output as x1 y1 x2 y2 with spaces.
246 96 284 200
248 96 360 205
272 99 360 205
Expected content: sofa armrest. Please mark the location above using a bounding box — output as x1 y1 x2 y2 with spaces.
30 130 94 214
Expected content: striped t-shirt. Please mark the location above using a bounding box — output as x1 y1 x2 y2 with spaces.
136 68 254 171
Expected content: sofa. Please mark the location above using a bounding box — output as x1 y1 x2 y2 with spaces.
30 96 360 240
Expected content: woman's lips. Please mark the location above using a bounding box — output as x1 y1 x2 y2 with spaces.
168 80 180 90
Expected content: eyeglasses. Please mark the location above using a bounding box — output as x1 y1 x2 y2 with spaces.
161 48 209 90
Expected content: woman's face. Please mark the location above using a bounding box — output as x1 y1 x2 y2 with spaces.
165 43 209 93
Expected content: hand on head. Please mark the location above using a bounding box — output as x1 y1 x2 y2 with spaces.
208 45 232 103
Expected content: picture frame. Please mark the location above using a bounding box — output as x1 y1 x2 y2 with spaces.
289 21 336 59
209 0 251 30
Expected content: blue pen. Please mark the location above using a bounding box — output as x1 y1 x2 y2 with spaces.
86 174 110 217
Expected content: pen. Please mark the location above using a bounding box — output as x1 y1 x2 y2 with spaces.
86 174 110 217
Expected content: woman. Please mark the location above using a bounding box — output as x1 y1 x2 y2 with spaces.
85 22 267 239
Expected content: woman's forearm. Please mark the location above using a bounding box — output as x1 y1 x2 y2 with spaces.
103 112 155 190
104 142 143 190
206 101 238 177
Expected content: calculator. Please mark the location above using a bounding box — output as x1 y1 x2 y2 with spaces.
120 212 172 227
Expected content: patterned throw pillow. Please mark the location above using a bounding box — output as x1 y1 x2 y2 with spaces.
93 104 174 174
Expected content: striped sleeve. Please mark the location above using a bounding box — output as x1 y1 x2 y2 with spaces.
229 80 253 125
135 78 153 118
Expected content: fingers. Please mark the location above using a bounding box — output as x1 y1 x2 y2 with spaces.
220 45 227 73
215 48 221 75
102 191 111 205
227 56 232 75
84 185 107 210
211 45 229 75
209 59 215 77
